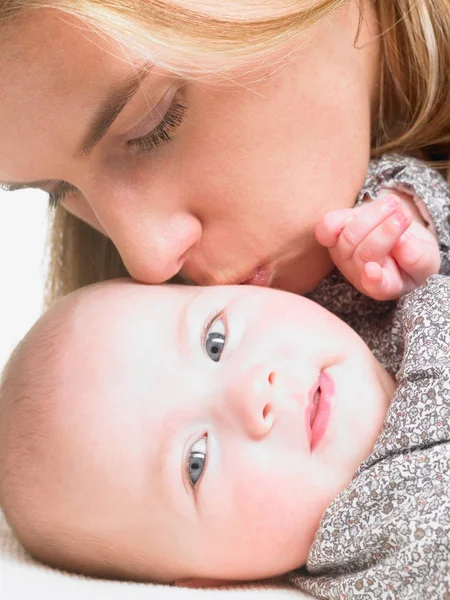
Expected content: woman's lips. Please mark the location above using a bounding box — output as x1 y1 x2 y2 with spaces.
305 371 334 451
239 264 274 287
183 264 275 287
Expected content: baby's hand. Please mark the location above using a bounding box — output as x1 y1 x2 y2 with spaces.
316 194 441 300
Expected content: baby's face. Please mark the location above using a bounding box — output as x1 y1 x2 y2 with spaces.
41 281 394 584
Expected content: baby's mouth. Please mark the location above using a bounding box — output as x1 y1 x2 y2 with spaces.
310 387 321 428
308 371 334 451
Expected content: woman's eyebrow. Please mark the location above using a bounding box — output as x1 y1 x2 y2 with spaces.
0 62 155 190
77 61 154 158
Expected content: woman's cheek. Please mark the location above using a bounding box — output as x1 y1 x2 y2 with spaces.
63 195 107 236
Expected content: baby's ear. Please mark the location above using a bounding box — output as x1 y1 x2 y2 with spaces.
174 578 230 588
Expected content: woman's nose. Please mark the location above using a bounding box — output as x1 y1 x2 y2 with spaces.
225 366 276 439
101 209 202 284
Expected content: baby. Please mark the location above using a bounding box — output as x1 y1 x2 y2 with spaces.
0 276 397 585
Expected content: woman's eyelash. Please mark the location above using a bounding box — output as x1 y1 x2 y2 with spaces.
48 95 188 209
128 97 187 154
48 182 78 209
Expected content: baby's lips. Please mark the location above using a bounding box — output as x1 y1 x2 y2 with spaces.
304 373 321 448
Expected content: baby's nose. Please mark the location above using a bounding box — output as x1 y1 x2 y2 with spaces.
225 366 276 439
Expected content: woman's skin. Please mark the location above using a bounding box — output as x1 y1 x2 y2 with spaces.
0 2 380 294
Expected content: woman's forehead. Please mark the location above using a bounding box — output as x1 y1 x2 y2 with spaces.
1 8 158 96
0 12 131 177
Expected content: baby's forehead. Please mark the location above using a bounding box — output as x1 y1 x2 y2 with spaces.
61 280 193 336
53 282 195 390
71 279 191 310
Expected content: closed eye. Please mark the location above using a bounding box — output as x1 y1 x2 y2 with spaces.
46 94 187 208
47 181 79 208
127 94 187 154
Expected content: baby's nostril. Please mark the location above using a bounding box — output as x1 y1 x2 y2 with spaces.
268 372 276 385
262 403 274 429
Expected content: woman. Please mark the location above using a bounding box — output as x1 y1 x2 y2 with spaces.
0 0 449 305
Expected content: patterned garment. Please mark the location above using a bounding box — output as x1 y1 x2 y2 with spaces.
289 276 450 599
288 157 450 598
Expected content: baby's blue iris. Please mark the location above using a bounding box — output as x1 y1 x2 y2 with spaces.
205 317 226 362
188 437 207 487
205 332 225 362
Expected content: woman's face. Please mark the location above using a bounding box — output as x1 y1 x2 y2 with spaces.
0 3 380 294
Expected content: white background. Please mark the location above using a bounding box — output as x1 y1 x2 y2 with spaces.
0 188 49 372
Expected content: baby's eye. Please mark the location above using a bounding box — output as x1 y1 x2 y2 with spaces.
187 436 207 487
204 317 226 362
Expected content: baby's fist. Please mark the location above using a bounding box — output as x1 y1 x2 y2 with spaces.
316 195 441 300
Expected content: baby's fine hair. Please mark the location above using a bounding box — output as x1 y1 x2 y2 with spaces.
0 300 72 557
0 286 155 580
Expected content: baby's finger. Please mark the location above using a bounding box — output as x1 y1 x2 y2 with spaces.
391 228 441 285
363 261 383 284
336 195 402 260
361 260 405 300
353 206 412 265
315 209 355 248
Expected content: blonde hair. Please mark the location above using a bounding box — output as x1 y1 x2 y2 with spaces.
2 0 450 304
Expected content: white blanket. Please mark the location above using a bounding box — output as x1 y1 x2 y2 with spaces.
0 511 313 600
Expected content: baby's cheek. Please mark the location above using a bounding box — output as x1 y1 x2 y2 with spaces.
238 466 323 571
236 456 310 536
